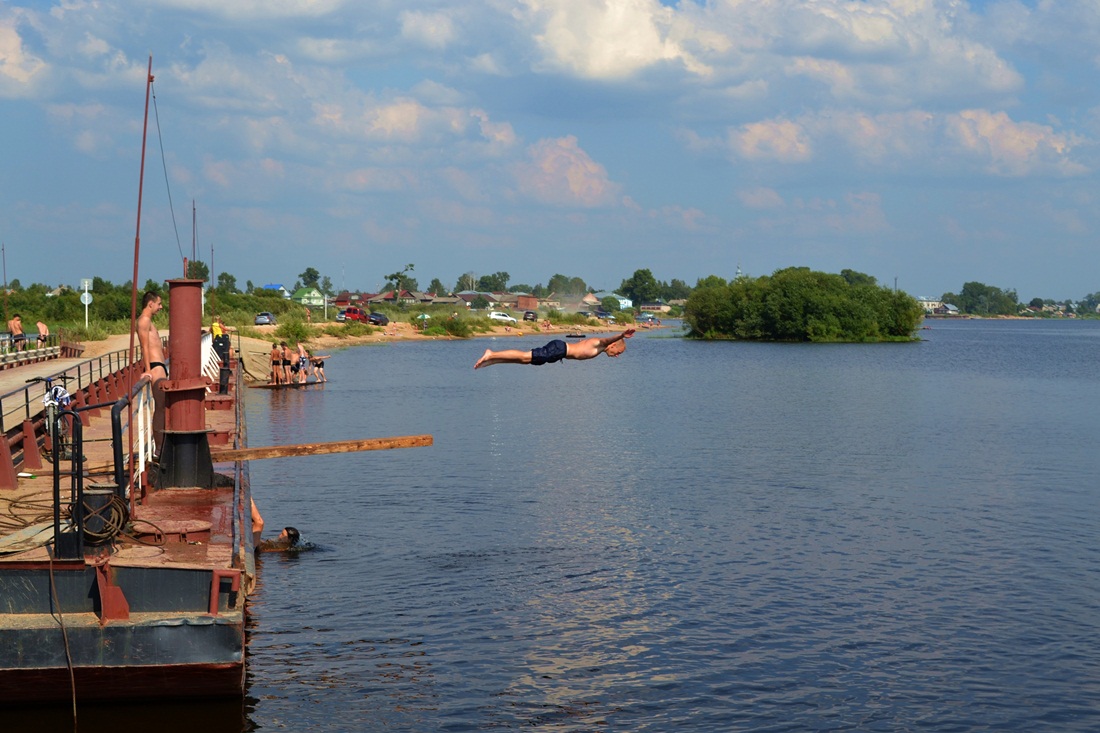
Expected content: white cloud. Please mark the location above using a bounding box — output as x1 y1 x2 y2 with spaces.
296 37 381 64
731 119 813 162
142 0 346 21
520 0 709 79
514 136 620 207
400 10 457 49
367 99 427 142
46 102 115 154
76 32 110 58
645 204 707 231
341 167 417 193
0 15 48 96
738 187 785 209
715 107 1087 177
945 109 1086 177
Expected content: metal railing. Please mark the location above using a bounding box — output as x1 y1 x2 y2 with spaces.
0 347 140 434
111 376 155 500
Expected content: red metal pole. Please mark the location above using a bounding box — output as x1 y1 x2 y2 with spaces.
128 55 154 516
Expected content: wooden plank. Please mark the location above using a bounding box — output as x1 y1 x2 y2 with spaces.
210 435 432 462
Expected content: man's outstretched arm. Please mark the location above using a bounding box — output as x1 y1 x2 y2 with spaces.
598 329 635 348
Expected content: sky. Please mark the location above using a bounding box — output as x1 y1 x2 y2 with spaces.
1 0 1098 302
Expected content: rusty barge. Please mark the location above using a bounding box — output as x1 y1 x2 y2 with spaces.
0 278 256 704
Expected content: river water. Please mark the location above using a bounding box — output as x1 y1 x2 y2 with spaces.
32 319 1100 731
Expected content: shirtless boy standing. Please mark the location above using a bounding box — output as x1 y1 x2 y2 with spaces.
137 292 167 380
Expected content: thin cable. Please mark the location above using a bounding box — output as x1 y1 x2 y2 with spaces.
151 84 186 266
48 547 78 731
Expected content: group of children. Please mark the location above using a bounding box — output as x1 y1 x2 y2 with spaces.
269 341 329 385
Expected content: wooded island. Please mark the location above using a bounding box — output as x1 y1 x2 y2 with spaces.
684 267 924 342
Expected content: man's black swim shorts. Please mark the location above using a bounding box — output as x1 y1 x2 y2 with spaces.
530 339 567 365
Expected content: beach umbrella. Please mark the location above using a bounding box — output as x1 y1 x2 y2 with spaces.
416 313 431 320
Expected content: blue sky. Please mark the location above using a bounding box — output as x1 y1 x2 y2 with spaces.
1 0 1098 301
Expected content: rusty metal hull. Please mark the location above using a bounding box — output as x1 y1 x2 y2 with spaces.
0 328 255 705
0 661 244 704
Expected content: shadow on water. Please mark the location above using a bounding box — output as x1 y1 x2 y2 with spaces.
5 698 249 733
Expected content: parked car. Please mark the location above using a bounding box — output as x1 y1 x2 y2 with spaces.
489 311 517 324
637 312 658 323
368 312 389 326
254 312 276 326
578 311 594 318
595 311 616 322
336 309 346 322
523 311 537 321
342 307 370 323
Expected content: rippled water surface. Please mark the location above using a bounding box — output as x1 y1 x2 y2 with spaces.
34 319 1097 732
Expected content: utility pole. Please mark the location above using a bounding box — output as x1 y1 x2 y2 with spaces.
2 242 7 322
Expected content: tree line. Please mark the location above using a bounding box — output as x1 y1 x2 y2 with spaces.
197 262 694 307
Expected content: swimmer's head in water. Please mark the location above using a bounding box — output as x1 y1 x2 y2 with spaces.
281 526 301 547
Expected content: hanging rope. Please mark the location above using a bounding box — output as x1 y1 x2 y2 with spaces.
151 83 187 267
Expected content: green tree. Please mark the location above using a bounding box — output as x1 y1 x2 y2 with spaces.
600 296 620 313
320 276 333 295
685 267 922 342
696 275 728 289
477 271 510 292
471 295 490 309
385 264 417 293
950 281 1019 315
216 272 238 294
186 260 210 282
455 272 478 292
664 278 691 301
547 273 587 296
299 267 321 289
428 278 448 296
1028 297 1044 309
620 269 661 304
840 269 878 287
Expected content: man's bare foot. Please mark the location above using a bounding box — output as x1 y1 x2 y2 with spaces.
474 349 493 369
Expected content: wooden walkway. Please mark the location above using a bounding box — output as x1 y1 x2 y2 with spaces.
0 355 94 394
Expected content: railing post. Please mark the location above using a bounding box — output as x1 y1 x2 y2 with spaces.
21 420 41 470
0 437 18 490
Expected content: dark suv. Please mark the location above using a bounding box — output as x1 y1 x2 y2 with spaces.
523 311 537 321
368 312 390 326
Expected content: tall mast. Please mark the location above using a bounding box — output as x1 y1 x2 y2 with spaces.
127 55 155 517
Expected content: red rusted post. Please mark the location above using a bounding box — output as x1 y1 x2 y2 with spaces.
0 436 18 490
156 278 213 488
21 420 42 470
